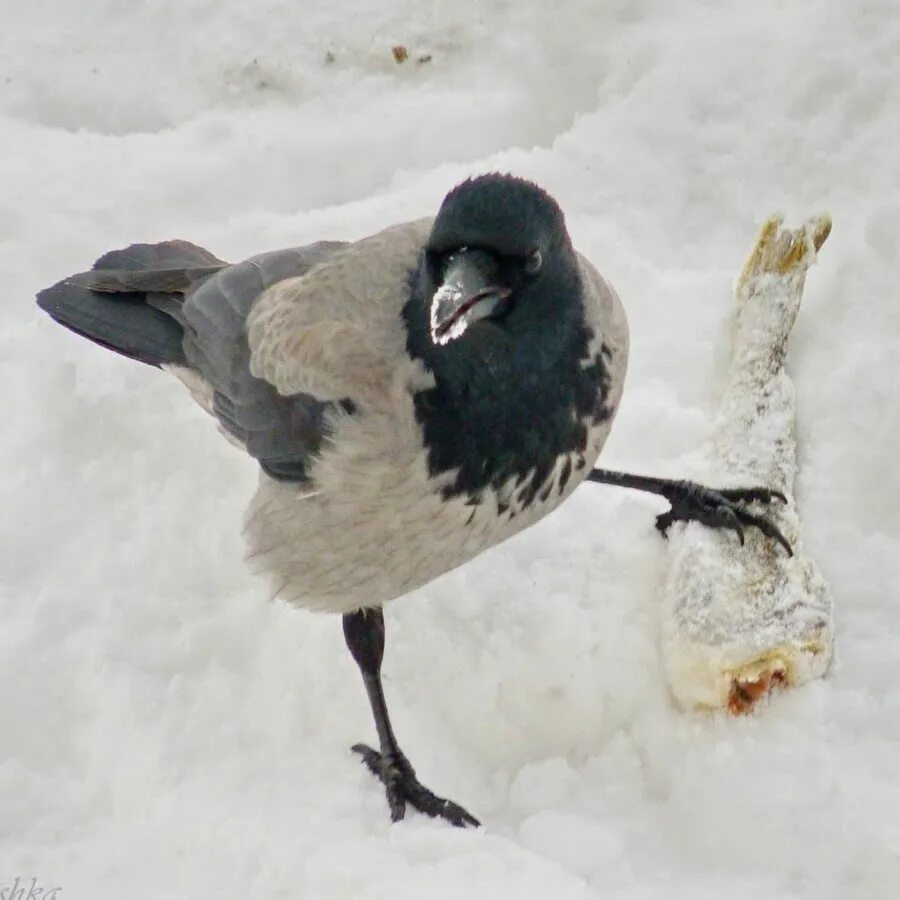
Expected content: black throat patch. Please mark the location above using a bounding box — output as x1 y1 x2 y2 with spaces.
403 265 613 512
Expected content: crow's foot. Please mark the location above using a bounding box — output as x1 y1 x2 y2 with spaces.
352 743 480 828
655 482 792 556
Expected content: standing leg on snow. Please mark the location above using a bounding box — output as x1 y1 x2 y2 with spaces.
342 607 480 827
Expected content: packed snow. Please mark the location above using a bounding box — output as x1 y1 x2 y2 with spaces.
2 1 898 898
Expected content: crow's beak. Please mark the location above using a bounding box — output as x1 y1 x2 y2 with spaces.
430 248 511 345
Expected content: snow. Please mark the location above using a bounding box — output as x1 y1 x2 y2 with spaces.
2 1 899 897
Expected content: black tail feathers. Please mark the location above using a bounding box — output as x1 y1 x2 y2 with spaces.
36 240 226 368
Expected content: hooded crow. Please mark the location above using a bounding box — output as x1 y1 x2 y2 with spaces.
37 174 788 827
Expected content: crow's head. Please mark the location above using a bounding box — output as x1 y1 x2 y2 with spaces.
404 175 602 498
417 174 582 348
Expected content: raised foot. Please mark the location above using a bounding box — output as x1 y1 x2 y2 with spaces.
352 743 480 828
655 482 792 556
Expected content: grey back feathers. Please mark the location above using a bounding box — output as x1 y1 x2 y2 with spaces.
179 242 347 480
246 221 432 406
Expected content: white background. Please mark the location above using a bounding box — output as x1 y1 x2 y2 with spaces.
1 1 898 897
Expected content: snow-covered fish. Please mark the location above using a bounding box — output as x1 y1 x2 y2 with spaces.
662 214 835 713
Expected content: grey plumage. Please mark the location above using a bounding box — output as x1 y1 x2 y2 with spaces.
178 241 348 480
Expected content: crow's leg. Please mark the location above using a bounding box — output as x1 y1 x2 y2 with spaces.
586 469 792 556
342 607 480 827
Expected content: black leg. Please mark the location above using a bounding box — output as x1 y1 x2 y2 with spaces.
586 468 792 556
342 608 480 828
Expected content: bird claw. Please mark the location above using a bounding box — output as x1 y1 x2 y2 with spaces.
718 486 788 505
655 482 793 556
352 744 480 828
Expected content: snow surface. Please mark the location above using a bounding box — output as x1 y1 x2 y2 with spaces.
2 1 899 897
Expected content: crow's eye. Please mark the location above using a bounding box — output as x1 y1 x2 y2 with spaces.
524 248 543 275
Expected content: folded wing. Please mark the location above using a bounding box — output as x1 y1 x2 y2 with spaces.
37 239 347 482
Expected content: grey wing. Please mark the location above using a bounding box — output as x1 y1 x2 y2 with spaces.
177 241 347 481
